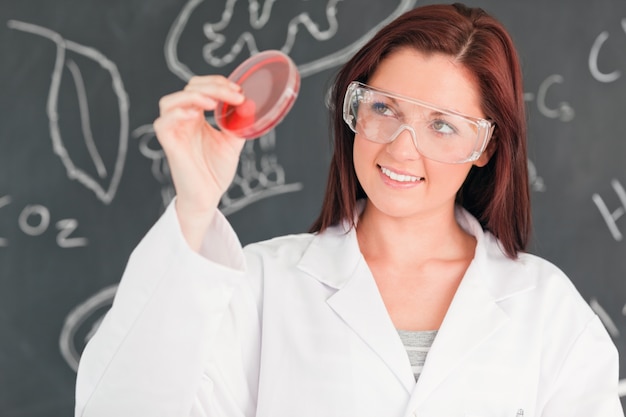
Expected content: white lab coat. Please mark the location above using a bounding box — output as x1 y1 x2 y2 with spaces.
75 201 623 417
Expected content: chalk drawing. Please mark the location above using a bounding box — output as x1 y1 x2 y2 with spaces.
7 20 129 205
60 285 117 371
220 129 303 215
132 119 302 215
164 0 417 81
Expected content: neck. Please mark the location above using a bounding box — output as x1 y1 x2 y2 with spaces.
355 201 475 267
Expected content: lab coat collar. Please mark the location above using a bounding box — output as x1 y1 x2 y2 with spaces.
297 201 416 391
296 202 537 402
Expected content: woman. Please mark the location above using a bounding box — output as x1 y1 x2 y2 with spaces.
75 3 623 417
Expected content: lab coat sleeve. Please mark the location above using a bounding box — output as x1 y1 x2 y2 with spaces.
540 314 624 417
75 201 262 417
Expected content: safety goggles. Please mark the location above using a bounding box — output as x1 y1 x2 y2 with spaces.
342 81 495 164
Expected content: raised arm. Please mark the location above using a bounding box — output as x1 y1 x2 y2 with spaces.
154 75 245 250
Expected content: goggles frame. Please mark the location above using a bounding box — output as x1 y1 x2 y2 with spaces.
342 81 495 164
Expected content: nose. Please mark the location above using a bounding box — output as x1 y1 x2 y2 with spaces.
386 124 422 160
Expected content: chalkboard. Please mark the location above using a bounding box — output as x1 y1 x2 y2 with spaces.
1 0 625 415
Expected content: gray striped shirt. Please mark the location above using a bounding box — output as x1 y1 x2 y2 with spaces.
397 329 437 381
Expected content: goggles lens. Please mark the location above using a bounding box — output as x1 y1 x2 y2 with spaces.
342 81 494 164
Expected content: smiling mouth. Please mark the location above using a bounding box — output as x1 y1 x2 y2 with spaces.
379 166 425 183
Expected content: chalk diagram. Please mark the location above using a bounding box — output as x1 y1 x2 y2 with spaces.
58 0 419 372
165 0 418 79
133 119 302 214
7 20 129 205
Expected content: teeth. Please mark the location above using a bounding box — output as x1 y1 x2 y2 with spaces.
380 167 423 182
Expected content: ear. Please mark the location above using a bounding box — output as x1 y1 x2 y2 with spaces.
473 136 496 167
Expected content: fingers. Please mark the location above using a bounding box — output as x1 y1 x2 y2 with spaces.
185 74 241 92
184 75 244 108
158 90 214 117
159 75 245 115
153 106 202 135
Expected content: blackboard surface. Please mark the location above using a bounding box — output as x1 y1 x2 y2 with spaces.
1 0 625 415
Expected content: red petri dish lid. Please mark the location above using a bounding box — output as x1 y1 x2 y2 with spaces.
215 50 300 139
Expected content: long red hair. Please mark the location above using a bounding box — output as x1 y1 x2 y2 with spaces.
309 3 530 259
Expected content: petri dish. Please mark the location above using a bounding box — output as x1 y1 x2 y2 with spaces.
215 50 300 139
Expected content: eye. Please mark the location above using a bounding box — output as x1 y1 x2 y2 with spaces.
370 101 396 117
430 119 457 135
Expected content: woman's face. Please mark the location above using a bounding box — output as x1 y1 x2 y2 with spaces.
353 47 491 221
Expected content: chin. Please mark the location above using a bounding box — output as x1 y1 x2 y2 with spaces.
365 198 425 220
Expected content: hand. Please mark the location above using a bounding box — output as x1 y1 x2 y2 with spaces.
153 75 246 249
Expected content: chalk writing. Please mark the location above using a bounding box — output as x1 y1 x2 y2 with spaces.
7 20 129 205
592 179 626 241
589 18 626 83
524 74 575 122
55 219 88 248
0 197 87 248
18 204 51 237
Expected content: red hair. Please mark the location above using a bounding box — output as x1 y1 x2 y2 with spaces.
309 3 531 258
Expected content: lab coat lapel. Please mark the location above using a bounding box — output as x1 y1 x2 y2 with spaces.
406 208 535 412
297 223 416 394
408 259 510 408
326 259 416 393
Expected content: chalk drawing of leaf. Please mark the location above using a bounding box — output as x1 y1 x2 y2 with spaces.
164 0 417 81
7 21 129 205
